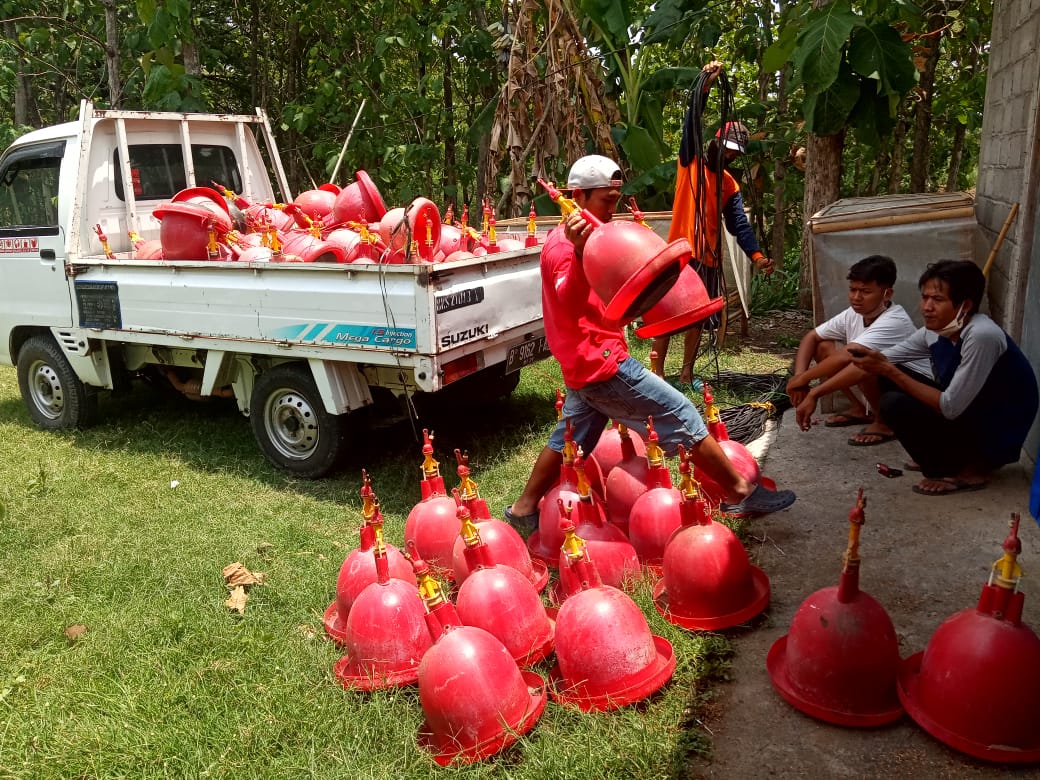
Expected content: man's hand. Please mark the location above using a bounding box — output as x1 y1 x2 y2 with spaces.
702 60 724 92
848 345 890 376
563 210 596 258
796 393 817 431
753 255 775 275
786 377 809 407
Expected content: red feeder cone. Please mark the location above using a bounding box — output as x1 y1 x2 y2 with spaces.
550 523 675 711
694 385 763 509
634 263 726 339
453 505 555 668
627 418 682 566
653 446 769 630
404 429 458 575
767 489 903 726
413 544 547 766
898 513 1040 762
528 414 593 566
324 470 416 644
602 422 651 535
333 539 431 690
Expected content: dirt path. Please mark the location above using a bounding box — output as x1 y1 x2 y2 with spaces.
690 411 1039 778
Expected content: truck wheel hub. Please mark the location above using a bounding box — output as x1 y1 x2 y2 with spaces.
265 390 318 458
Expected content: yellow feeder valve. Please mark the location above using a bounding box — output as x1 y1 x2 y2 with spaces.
842 488 866 568
644 417 664 467
420 429 440 479
991 513 1023 590
527 204 537 238
459 512 481 548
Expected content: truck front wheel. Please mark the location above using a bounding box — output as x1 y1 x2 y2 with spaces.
250 364 346 478
16 335 99 430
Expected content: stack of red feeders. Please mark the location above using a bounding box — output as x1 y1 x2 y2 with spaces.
627 417 683 567
550 513 676 711
453 504 555 668
413 545 547 766
324 470 416 644
332 538 431 690
403 430 459 576
450 451 548 592
767 489 903 726
898 513 1040 762
653 445 769 630
601 422 650 536
551 455 639 600
694 385 765 510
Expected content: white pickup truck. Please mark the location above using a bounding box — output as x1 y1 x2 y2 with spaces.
0 101 549 477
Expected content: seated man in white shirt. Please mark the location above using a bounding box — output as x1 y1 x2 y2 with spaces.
787 255 931 444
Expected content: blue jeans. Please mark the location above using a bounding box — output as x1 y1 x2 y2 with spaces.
548 357 708 458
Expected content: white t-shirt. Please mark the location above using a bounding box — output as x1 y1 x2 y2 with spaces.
815 304 932 376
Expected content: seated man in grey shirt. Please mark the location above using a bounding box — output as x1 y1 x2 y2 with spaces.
848 260 1038 495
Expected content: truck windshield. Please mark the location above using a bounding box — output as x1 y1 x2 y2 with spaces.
114 144 242 201
0 140 64 231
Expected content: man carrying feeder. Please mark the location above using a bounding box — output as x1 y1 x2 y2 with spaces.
503 154 795 533
650 60 775 388
848 260 1038 496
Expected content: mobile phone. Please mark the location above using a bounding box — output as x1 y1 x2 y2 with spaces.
847 347 868 358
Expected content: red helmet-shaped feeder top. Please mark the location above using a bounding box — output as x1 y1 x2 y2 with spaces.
653 445 770 630
451 453 549 592
767 489 903 727
551 457 640 601
897 513 1040 762
550 521 676 711
694 385 762 508
404 430 458 576
602 421 651 536
324 470 416 644
627 418 683 566
452 502 555 668
414 542 547 766
536 178 689 325
332 537 432 690
330 170 388 226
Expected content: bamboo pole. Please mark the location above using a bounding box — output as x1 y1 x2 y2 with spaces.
810 206 976 235
981 202 1020 279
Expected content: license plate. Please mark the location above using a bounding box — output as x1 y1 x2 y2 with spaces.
505 334 552 373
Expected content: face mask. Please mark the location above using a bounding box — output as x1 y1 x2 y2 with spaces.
935 302 968 337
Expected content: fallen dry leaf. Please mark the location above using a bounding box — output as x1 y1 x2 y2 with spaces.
298 624 317 640
64 624 88 641
225 585 249 614
222 562 267 587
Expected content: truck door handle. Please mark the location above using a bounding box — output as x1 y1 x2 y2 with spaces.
40 249 56 261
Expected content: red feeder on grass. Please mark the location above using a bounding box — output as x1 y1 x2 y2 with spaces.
653 446 769 630
403 430 458 576
898 513 1040 762
627 418 683 566
601 421 651 535
767 489 903 727
694 384 762 508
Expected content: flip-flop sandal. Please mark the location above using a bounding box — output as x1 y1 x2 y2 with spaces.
720 484 797 516
503 505 540 535
911 479 988 496
824 413 873 428
847 429 896 446
903 462 922 472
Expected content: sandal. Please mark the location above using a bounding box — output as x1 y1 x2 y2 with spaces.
847 429 897 446
503 505 540 536
911 478 988 496
824 412 873 428
720 484 796 516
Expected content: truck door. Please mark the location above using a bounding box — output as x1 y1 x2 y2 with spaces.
0 139 72 362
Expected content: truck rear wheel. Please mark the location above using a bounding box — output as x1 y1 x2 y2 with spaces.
16 335 99 430
250 363 346 478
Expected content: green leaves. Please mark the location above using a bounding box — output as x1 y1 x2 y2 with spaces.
793 1 863 92
848 22 917 95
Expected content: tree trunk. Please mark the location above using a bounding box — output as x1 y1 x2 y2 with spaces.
887 118 907 193
798 131 844 311
5 21 31 126
770 69 788 270
909 13 945 192
441 34 457 205
101 0 122 107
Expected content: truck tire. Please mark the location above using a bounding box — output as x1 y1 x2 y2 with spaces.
250 363 346 478
16 335 99 430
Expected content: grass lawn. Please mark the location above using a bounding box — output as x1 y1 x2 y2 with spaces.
0 330 793 779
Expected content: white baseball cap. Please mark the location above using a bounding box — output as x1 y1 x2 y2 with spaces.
566 155 623 190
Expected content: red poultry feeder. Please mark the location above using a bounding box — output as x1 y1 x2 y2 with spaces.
333 539 431 690
171 186 232 218
453 506 555 668
590 420 647 480
635 263 726 339
767 489 903 727
550 527 675 711
627 418 683 566
898 513 1040 762
403 430 459 575
330 170 388 225
653 447 769 630
324 470 416 644
293 188 337 221
602 422 651 535
153 201 234 261
279 230 349 263
694 384 762 508
414 547 547 766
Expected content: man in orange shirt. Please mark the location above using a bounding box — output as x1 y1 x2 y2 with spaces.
651 62 774 386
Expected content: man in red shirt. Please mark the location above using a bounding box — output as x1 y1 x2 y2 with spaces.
504 155 795 532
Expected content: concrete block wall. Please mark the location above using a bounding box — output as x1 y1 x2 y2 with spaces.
975 0 1040 460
